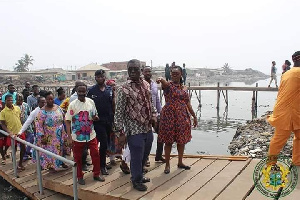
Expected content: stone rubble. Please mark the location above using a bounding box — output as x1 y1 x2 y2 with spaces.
228 112 293 158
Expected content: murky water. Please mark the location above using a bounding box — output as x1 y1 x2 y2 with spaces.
0 176 28 200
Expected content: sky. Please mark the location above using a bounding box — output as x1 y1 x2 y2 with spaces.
0 0 299 74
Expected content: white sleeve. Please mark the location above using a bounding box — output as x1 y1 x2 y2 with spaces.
18 108 39 135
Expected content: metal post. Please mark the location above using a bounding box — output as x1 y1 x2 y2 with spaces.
72 165 78 200
11 138 17 177
36 151 44 195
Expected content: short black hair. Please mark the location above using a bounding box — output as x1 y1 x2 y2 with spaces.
77 84 87 90
8 84 14 88
285 60 291 66
39 90 47 98
5 94 13 100
45 91 53 98
32 85 39 89
127 59 141 69
37 96 46 103
95 69 106 76
56 87 65 96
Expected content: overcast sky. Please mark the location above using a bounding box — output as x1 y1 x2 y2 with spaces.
0 0 299 74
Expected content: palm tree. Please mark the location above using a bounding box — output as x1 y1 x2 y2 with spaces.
13 54 34 72
22 54 34 70
222 63 232 74
14 59 27 72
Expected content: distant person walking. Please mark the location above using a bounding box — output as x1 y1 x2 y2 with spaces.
268 61 278 88
282 60 291 74
182 63 187 85
165 64 171 81
267 51 300 166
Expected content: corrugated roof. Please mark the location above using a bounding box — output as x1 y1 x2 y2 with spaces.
77 63 110 71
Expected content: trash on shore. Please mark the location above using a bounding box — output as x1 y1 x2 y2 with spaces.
228 112 293 158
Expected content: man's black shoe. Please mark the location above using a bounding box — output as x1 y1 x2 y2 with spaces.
106 164 112 170
93 175 105 182
155 157 166 163
82 165 88 171
142 177 150 183
78 178 85 185
101 167 109 175
132 182 147 191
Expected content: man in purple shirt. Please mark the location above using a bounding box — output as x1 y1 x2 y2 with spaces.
143 66 165 162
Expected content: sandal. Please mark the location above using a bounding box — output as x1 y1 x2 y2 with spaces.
1 160 6 165
17 166 26 171
120 162 130 174
164 167 170 174
61 163 68 169
177 164 191 170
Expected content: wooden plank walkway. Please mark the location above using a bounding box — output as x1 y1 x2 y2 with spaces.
1 156 300 200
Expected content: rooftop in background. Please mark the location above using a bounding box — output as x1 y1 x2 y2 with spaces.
77 63 110 71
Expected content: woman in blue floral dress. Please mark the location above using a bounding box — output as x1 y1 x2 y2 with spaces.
32 91 70 170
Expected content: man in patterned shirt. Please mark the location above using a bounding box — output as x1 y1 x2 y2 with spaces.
114 59 157 191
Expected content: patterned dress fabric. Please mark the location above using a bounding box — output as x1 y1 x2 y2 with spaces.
159 82 192 144
32 107 70 170
18 102 33 133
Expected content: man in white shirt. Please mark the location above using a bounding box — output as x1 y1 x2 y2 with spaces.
65 84 104 185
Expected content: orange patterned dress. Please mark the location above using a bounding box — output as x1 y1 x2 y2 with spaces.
158 82 192 144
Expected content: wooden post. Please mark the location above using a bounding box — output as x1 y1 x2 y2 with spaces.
199 82 202 108
252 90 256 119
225 89 228 106
255 83 258 117
217 82 220 110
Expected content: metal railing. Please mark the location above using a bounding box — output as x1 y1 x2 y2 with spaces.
0 130 78 200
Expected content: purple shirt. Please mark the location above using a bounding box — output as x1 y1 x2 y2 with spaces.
150 80 162 114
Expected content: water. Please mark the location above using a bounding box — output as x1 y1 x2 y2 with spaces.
0 176 27 200
153 76 280 155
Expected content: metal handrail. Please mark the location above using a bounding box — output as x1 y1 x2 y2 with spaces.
0 130 78 200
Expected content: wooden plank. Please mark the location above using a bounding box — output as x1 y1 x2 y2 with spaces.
163 159 230 200
216 159 260 200
142 158 215 200
42 192 73 200
97 157 173 196
150 154 249 161
30 186 57 200
280 166 300 199
188 159 252 200
121 158 199 200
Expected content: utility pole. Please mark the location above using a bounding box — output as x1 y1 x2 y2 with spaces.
151 60 152 68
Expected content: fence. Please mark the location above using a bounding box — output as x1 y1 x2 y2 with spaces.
0 130 78 200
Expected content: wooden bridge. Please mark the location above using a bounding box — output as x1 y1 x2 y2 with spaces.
1 153 299 200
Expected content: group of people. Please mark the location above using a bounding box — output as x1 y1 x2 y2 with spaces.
268 59 292 88
165 62 187 85
0 59 197 192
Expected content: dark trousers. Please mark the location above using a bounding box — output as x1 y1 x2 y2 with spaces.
128 132 153 183
94 121 111 169
154 119 164 159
